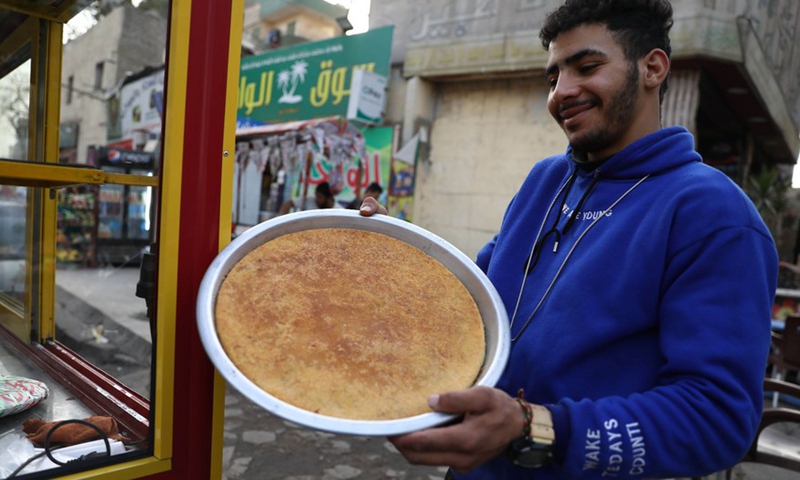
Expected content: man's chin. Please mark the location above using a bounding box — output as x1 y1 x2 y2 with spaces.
565 134 590 151
562 124 588 142
566 129 608 151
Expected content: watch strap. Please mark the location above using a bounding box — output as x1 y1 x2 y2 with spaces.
508 390 554 469
528 404 555 445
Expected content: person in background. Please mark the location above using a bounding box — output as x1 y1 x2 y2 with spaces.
346 182 383 210
360 0 778 478
277 181 338 215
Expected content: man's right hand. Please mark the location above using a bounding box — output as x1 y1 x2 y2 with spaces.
359 196 387 216
389 386 528 474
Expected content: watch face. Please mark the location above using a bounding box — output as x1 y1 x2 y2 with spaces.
507 437 552 469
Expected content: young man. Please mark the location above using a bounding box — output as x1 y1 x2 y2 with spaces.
361 0 777 478
277 181 338 215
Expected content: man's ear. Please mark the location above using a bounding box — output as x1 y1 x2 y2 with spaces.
642 48 670 91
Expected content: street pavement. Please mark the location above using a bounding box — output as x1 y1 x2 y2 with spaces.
53 266 799 480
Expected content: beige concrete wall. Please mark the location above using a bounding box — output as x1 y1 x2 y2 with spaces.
371 0 800 142
383 66 408 126
413 76 565 259
371 0 800 259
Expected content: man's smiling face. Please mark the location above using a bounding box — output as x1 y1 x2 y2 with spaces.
545 23 643 161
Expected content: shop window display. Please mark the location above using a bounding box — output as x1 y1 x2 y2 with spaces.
57 186 97 266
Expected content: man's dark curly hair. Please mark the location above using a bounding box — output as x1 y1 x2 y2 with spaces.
539 0 674 101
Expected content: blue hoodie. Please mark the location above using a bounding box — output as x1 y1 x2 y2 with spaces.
461 127 778 479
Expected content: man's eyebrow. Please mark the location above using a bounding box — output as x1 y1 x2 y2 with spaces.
544 48 608 77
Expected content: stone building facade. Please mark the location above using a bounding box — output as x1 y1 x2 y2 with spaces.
371 0 800 260
242 0 349 53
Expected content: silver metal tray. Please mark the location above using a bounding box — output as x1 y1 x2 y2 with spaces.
197 209 510 436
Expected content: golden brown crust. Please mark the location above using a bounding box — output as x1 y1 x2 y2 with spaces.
215 228 485 420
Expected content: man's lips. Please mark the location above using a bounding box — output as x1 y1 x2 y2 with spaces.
558 101 595 125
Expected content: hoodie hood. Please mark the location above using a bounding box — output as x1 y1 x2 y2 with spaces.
567 126 701 180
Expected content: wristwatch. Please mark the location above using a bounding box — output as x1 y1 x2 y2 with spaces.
506 404 555 469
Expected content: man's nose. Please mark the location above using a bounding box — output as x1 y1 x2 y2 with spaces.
550 74 580 102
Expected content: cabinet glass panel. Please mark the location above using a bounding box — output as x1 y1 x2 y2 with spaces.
0 7 33 339
56 0 166 406
0 1 169 475
0 186 27 306
0 33 32 162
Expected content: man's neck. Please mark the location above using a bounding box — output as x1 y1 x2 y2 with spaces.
572 150 610 171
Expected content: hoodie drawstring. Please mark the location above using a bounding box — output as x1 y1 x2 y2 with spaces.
562 170 600 236
523 170 600 275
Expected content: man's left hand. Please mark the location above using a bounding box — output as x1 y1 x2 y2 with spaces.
359 197 387 216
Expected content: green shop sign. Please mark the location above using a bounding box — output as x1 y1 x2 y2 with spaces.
237 26 393 126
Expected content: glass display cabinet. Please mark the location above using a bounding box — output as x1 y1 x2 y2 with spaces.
0 0 242 478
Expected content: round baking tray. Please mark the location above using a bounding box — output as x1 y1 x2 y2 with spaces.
197 209 510 436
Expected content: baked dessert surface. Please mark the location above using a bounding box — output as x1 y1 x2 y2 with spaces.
215 227 485 420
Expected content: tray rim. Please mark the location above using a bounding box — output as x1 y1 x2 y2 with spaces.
196 209 510 436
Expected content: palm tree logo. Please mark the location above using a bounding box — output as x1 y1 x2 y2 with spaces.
277 60 307 104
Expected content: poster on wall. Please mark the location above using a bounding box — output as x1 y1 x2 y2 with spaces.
388 133 420 222
108 67 165 150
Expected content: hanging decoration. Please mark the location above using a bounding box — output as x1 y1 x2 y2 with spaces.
233 117 370 224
